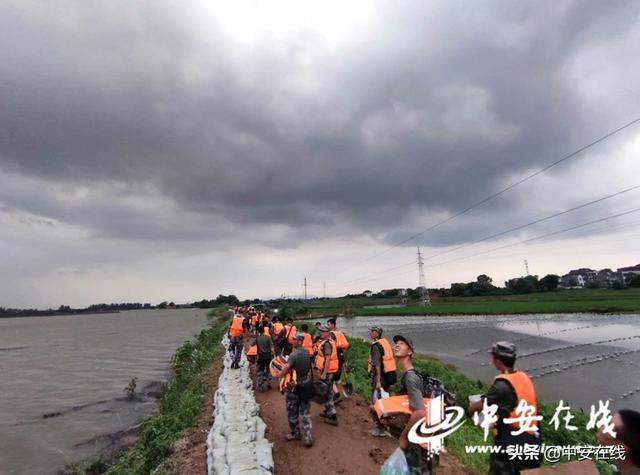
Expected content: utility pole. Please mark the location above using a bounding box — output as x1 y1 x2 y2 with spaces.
417 246 431 307
303 277 308 301
524 259 530 276
323 281 326 299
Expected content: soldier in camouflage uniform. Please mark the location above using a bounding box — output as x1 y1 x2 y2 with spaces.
280 334 313 447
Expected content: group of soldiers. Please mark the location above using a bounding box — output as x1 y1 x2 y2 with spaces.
227 307 348 447
227 307 640 475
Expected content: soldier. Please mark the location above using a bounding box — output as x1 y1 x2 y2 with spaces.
315 325 339 426
279 334 313 447
393 335 430 475
255 324 274 390
227 312 245 369
468 341 542 474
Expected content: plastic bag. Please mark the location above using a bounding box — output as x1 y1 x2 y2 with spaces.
380 447 409 475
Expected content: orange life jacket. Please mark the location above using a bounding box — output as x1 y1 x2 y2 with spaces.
331 330 349 350
285 325 297 344
229 315 244 337
314 339 339 373
251 315 258 326
494 371 538 431
246 344 257 356
372 395 435 419
302 333 314 354
368 338 397 374
279 369 298 393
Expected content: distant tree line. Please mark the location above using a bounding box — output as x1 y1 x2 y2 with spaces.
443 274 562 296
1 302 150 317
347 273 568 299
192 294 240 308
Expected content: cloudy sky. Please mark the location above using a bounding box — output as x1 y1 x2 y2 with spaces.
1 0 640 308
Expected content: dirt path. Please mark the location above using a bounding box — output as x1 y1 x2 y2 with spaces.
167 335 471 474
256 385 470 474
256 384 398 474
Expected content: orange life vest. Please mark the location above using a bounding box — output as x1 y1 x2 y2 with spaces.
279 369 298 393
331 330 349 350
285 325 297 344
251 315 258 326
314 339 339 373
229 315 244 337
302 333 314 354
494 371 538 431
246 344 257 356
368 338 397 374
372 395 435 419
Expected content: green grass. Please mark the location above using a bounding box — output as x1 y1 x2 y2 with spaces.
341 335 614 474
298 288 640 316
103 311 229 475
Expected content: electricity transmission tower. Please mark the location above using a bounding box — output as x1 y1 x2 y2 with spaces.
323 281 326 299
417 246 431 307
524 259 530 276
303 277 308 301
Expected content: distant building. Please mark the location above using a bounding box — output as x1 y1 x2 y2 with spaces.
398 289 408 297
618 263 640 283
596 269 618 287
560 268 597 288
363 290 373 297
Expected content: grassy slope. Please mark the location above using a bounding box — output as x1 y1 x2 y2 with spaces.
301 288 640 316
103 310 229 475
341 336 613 474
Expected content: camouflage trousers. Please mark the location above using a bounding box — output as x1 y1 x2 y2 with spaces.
228 336 243 366
405 444 433 475
323 374 336 416
286 391 312 443
256 355 272 390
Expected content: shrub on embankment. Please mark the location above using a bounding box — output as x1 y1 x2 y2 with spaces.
342 335 614 474
105 312 229 474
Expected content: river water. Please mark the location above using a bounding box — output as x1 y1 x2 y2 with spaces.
338 313 640 411
0 309 209 475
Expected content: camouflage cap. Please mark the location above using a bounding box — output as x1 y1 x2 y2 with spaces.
489 341 517 358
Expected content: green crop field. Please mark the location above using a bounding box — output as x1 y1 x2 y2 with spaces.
291 288 640 317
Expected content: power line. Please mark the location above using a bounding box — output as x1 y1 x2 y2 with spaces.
427 207 640 269
342 208 640 294
343 267 417 288
341 259 417 285
422 183 640 261
358 117 640 262
339 183 640 286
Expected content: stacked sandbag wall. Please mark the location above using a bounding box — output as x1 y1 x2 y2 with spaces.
206 336 273 474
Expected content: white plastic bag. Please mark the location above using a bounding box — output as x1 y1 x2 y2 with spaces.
380 447 409 475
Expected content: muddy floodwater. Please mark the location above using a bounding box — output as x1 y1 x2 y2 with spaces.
0 309 210 474
339 313 640 411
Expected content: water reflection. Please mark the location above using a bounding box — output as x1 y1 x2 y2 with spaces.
0 309 209 474
338 313 640 410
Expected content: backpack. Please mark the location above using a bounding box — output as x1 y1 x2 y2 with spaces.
402 369 456 407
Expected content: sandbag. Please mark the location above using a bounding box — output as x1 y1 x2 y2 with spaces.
269 355 287 378
380 447 409 475
311 380 329 404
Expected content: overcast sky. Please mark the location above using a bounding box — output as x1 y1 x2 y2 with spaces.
1 0 640 308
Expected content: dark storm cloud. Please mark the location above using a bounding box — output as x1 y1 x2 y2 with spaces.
1 0 640 249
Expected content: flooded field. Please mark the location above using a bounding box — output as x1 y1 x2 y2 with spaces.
338 313 640 411
0 309 209 475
